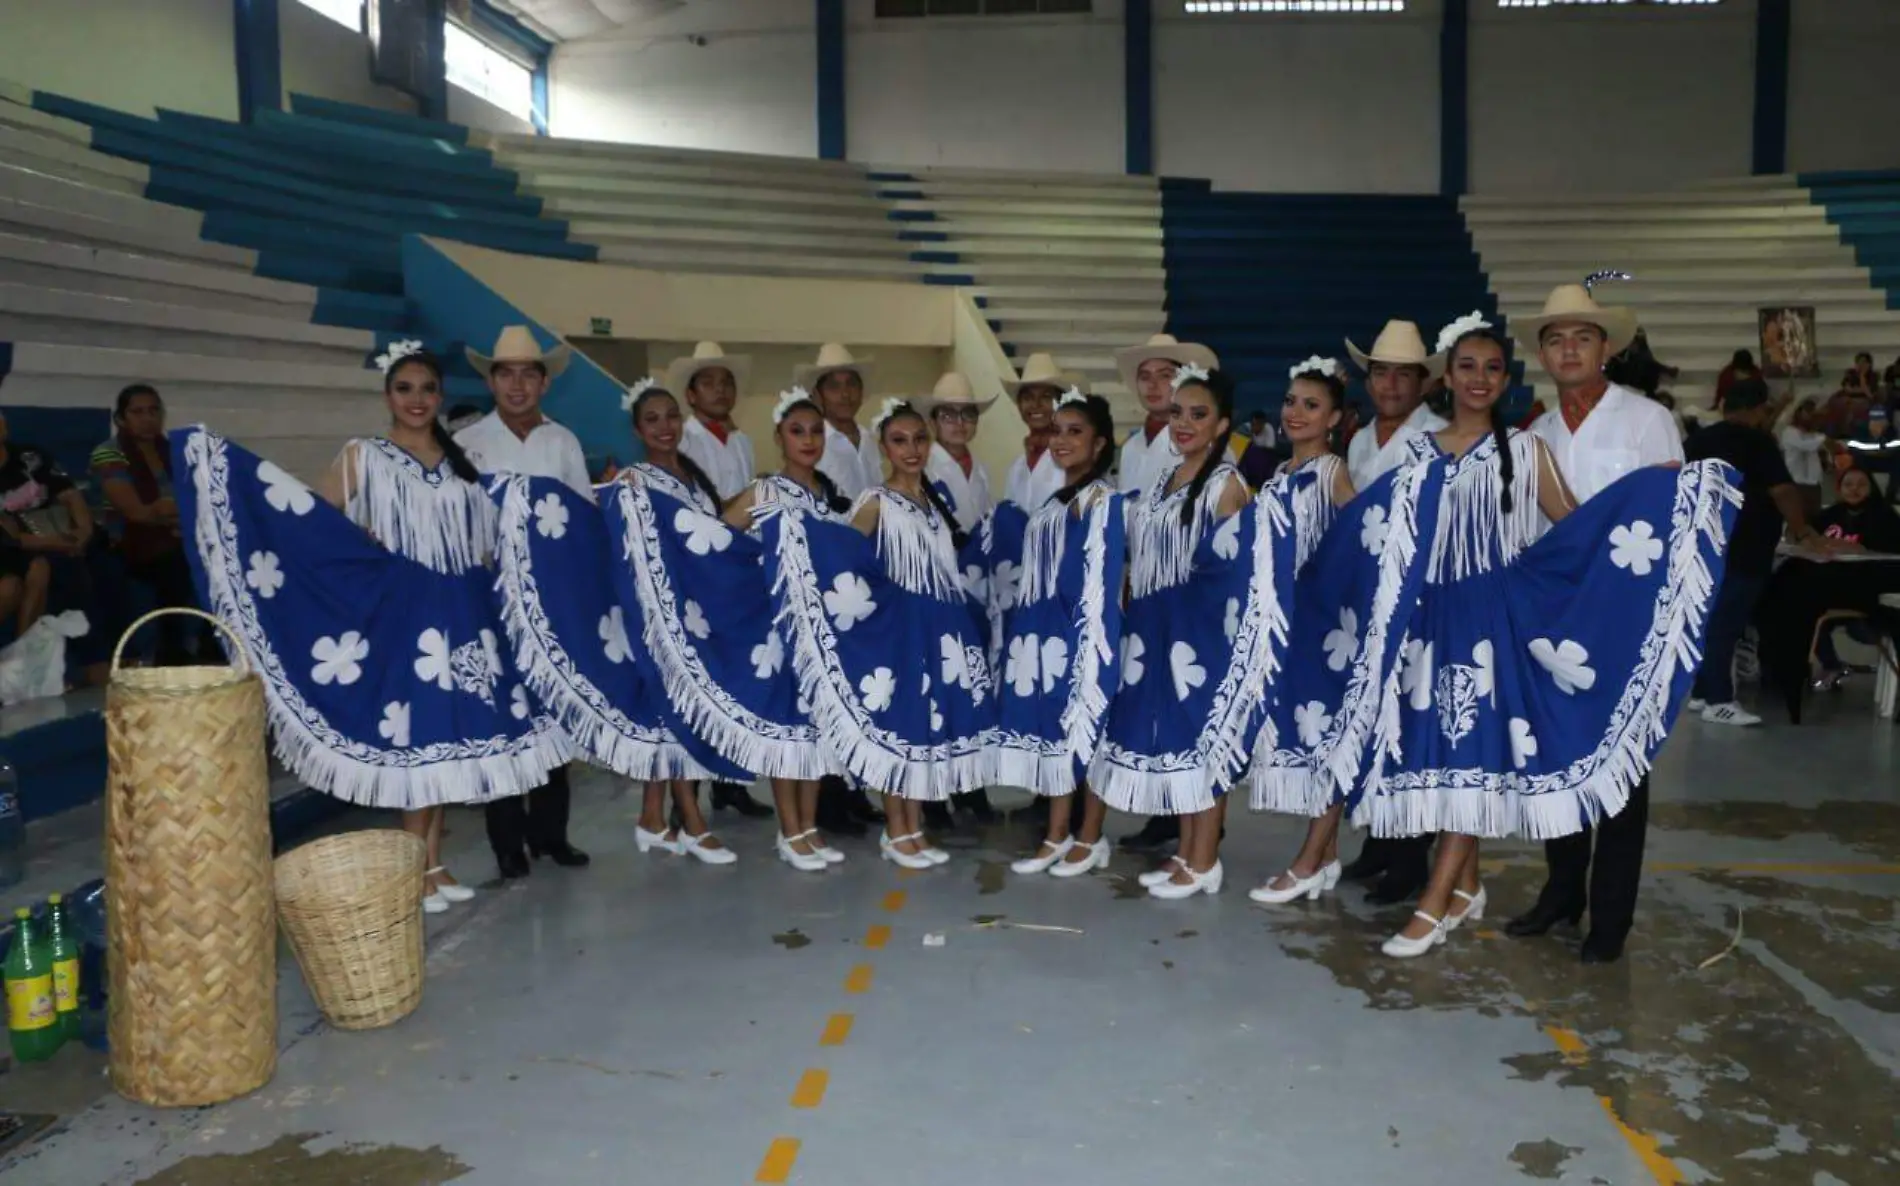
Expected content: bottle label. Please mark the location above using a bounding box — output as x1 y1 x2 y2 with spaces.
52 959 79 1013
6 974 55 1031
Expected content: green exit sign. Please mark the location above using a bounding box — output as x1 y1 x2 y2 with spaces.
589 317 613 336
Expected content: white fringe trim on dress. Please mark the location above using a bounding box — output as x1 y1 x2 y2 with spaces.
772 505 992 801
856 487 964 602
1352 459 1740 840
491 474 708 783
609 480 831 781
343 438 496 575
1127 463 1239 598
184 428 572 810
1424 430 1545 584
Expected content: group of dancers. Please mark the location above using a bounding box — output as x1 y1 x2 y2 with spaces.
172 281 1738 962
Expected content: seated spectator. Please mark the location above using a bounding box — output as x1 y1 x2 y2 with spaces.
1777 399 1831 519
90 384 208 666
1810 467 1900 690
1844 405 1900 497
0 411 115 684
1714 349 1758 412
1843 352 1881 402
1245 410 1277 451
1884 354 1900 397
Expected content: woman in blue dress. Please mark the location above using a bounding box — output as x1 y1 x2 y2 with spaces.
177 344 570 915
762 398 995 871
995 392 1126 879
1241 358 1365 904
1092 366 1292 900
1352 315 1736 958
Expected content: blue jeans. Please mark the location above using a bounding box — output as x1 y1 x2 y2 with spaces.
1693 572 1766 704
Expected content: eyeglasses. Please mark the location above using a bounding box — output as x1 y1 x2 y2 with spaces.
934 407 981 423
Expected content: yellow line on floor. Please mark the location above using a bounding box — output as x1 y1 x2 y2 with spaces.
789 1069 829 1109
864 924 891 949
1544 1026 1685 1184
755 1137 801 1183
819 1013 854 1046
881 890 908 912
844 964 875 994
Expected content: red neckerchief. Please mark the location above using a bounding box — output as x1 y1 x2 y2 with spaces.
1142 415 1169 444
1560 378 1611 435
1024 430 1053 469
698 415 730 445
953 451 974 478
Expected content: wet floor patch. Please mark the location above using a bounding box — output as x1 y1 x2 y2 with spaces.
771 929 811 950
1507 1138 1582 1179
1267 864 1900 1182
1650 800 1900 859
974 861 1008 895
131 1132 470 1185
1693 872 1899 1014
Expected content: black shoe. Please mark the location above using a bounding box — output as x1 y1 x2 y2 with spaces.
1504 899 1585 938
846 794 885 825
954 789 999 825
496 850 531 879
529 841 591 868
1117 816 1180 853
922 802 955 831
816 809 868 837
1366 868 1426 906
712 784 774 819
1580 932 1626 964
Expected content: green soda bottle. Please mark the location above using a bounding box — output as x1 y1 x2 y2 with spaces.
4 906 61 1062
45 893 79 1042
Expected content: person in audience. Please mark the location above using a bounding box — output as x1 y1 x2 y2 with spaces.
1606 328 1677 398
1112 333 1220 502
1884 354 1900 397
1337 318 1445 903
89 384 207 666
0 411 112 685
666 341 754 500
801 344 882 502
917 372 996 536
1843 352 1881 402
1778 399 1830 519
1845 405 1900 499
1683 376 1825 729
1714 349 1757 411
454 326 595 877
1811 466 1900 691
1002 353 1074 513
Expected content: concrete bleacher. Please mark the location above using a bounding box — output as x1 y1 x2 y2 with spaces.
1463 176 1900 411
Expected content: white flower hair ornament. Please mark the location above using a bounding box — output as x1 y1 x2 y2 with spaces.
869 397 909 435
1055 386 1090 411
375 339 426 376
772 385 814 425
1434 311 1495 356
1169 362 1212 392
1288 356 1339 382
621 376 660 412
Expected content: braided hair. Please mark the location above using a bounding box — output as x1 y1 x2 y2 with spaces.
1446 328 1516 514
1051 394 1118 506
773 395 851 514
879 401 970 550
387 351 480 484
630 383 723 509
1174 368 1236 527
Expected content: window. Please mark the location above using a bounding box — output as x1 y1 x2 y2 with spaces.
875 0 1091 16
1496 1 1719 7
1183 2 1405 12
445 21 534 121
293 0 364 30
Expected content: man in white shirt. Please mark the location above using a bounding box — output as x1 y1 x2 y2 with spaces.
667 342 755 500
1113 333 1220 500
1003 353 1074 511
455 325 592 879
915 371 997 534
1514 283 1684 965
798 344 882 501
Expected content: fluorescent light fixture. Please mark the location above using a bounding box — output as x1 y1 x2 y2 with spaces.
1497 1 1721 8
1182 2 1407 12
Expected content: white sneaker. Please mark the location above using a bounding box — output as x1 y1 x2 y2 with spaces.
1048 838 1109 878
1683 697 1706 713
1701 702 1762 727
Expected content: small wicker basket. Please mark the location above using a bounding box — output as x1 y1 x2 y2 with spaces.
106 608 275 1106
274 830 426 1030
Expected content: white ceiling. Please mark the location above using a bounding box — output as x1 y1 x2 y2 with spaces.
481 0 688 44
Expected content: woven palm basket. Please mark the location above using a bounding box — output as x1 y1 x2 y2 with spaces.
274 830 426 1031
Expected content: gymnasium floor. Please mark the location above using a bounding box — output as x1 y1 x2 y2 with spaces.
3 695 1896 1185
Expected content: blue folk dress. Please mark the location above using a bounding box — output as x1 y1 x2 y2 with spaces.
1347 431 1739 841
175 428 571 808
763 484 995 800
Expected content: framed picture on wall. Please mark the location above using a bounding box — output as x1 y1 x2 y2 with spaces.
1759 306 1820 380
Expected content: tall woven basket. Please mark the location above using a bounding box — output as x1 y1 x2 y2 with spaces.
274 830 426 1030
105 609 276 1107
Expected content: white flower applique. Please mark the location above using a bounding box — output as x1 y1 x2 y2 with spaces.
1039 637 1069 694
961 563 989 604
1211 515 1242 561
1471 639 1496 706
675 507 733 556
1400 638 1434 712
258 461 315 516
1169 641 1206 703
1294 700 1332 749
683 599 711 640
1359 505 1390 555
941 634 971 690
413 628 453 690
1121 634 1146 688
1006 634 1041 699
533 492 570 539
824 573 876 632
510 685 531 721
991 560 1022 611
378 700 411 747
751 630 784 679
1528 638 1596 695
1608 520 1663 577
600 607 633 665
1509 717 1538 771
1323 607 1359 673
860 667 896 713
1223 597 1240 644
246 551 285 599
312 632 368 686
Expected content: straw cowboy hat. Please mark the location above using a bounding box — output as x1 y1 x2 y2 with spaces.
1003 352 1082 397
1112 332 1220 393
912 371 999 417
1345 320 1444 380
466 324 572 378
665 341 752 395
1513 284 1639 359
793 342 874 391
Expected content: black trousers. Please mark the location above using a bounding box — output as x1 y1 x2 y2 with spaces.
485 765 572 858
1354 833 1433 877
1539 775 1649 943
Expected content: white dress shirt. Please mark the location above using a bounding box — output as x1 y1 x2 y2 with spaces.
1779 425 1826 487
454 411 593 502
1531 382 1684 503
924 442 994 533
1347 402 1448 492
678 415 755 501
1005 447 1066 512
1119 423 1178 499
817 420 883 502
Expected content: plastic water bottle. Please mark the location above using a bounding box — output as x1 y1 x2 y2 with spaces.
0 761 23 891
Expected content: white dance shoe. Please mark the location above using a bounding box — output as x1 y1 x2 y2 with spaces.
1249 867 1330 904
635 826 680 855
799 830 846 865
677 830 738 866
1137 856 1185 888
1048 838 1109 878
1381 910 1448 958
1011 838 1073 874
422 892 451 915
917 837 950 866
879 832 936 870
1147 860 1223 899
425 867 475 903
777 834 829 872
1445 886 1486 932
